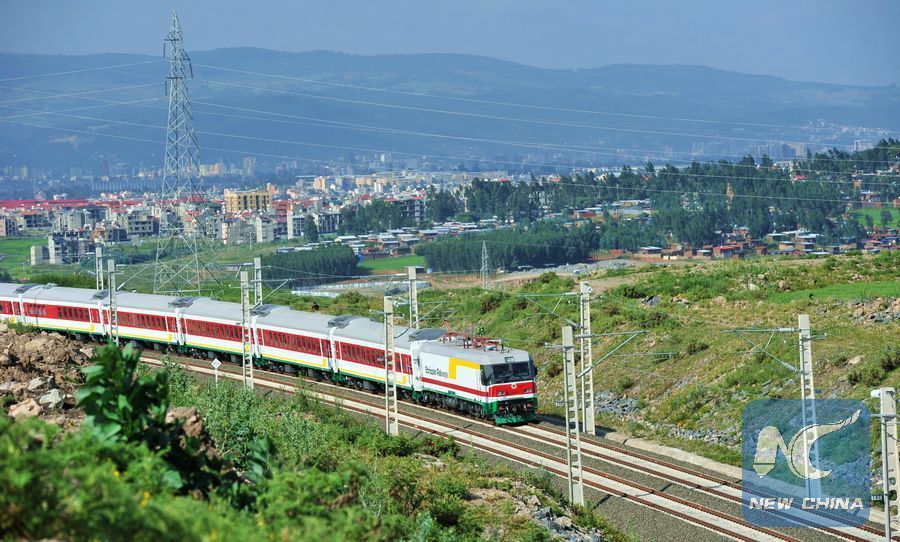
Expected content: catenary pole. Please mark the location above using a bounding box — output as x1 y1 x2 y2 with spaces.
579 281 595 433
107 258 119 346
384 296 399 436
95 245 104 291
407 266 420 329
797 314 821 498
873 387 899 541
253 257 263 307
562 325 585 505
240 270 254 389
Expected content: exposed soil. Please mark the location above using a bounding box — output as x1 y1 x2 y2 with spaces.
0 324 93 428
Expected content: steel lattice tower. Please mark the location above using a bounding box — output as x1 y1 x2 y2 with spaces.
154 11 217 295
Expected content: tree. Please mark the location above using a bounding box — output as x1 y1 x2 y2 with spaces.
425 187 462 223
303 218 319 242
865 215 875 232
262 245 360 287
880 209 893 228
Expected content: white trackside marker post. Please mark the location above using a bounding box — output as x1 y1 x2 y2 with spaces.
211 357 221 388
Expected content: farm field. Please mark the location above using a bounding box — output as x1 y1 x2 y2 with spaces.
851 207 899 227
359 254 426 272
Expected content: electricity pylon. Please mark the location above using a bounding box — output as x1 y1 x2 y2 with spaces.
154 11 217 295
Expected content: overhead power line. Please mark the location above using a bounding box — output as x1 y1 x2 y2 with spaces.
4 102 895 189
195 62 900 137
0 115 890 207
3 80 897 168
0 58 163 83
0 82 159 106
204 79 891 148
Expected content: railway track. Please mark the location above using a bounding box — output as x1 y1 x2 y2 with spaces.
141 352 886 542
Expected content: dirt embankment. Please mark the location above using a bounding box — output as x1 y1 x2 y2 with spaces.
0 324 93 428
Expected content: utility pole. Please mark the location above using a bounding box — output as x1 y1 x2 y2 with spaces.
873 387 899 542
407 266 420 329
384 296 399 436
481 241 489 290
240 270 253 390
253 256 263 307
95 245 104 291
562 325 585 506
107 258 120 346
579 282 595 434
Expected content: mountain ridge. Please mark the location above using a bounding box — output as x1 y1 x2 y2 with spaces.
1 49 898 171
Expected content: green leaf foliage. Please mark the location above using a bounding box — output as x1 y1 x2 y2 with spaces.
261 244 361 288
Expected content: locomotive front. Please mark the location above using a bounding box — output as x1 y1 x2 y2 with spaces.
417 338 538 424
478 349 538 424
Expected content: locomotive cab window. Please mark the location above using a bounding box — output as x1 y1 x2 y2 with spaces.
481 360 535 385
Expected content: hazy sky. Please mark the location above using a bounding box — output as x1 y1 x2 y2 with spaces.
2 0 898 86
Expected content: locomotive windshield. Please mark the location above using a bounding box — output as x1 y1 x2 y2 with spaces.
481 360 534 385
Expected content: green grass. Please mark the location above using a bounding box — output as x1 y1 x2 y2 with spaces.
359 254 426 272
0 237 45 277
851 208 899 227
770 280 900 303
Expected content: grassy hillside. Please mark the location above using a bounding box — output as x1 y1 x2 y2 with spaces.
438 252 897 464
295 252 897 465
0 237 44 277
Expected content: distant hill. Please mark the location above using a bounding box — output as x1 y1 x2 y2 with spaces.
1 48 898 171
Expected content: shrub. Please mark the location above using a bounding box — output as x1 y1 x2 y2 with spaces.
878 346 900 372
615 375 635 394
544 359 562 378
618 284 649 299
427 494 466 527
77 342 169 443
848 365 884 387
685 339 709 355
479 291 506 314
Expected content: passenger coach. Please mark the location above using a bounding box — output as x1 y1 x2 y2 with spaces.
0 282 537 424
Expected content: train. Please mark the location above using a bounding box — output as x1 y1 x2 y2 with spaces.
0 282 537 424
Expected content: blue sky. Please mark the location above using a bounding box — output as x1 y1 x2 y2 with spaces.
2 0 897 86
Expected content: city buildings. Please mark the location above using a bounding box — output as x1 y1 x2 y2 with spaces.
224 188 272 214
